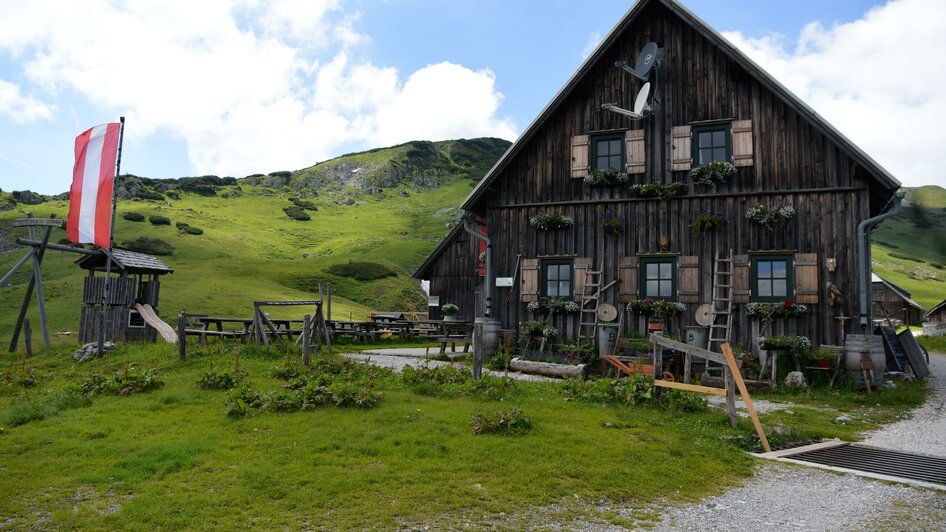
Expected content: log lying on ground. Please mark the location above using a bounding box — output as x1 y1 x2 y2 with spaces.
509 357 585 378
701 374 776 392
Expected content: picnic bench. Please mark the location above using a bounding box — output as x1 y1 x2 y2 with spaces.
424 321 473 356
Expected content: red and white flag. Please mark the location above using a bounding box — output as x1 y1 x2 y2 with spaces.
67 122 121 247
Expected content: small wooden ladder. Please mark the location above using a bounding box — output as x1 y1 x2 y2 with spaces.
577 266 603 342
706 249 735 353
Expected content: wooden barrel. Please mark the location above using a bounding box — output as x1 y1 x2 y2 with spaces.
843 334 885 388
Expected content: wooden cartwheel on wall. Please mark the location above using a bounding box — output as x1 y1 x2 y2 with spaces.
75 248 174 343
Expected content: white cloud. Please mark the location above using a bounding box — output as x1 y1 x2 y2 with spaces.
0 0 515 178
722 0 946 187
581 32 602 60
0 80 55 123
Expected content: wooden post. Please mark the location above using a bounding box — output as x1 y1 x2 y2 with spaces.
653 332 663 403
24 319 32 357
722 343 770 453
9 225 51 352
302 314 311 366
177 312 186 361
327 282 332 321
31 227 52 347
724 365 737 428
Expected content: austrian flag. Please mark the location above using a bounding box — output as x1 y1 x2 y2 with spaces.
67 123 121 247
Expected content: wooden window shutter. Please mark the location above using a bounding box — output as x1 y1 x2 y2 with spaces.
677 255 700 303
671 125 691 171
733 255 750 304
618 256 639 302
625 129 645 174
570 135 590 178
573 258 592 302
794 253 820 304
732 119 754 167
520 259 540 302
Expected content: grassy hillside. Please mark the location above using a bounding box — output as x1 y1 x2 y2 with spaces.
0 138 510 346
872 185 946 309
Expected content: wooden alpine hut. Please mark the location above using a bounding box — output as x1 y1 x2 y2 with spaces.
76 248 173 343
414 0 902 355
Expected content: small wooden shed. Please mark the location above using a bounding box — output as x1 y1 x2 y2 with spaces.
924 299 946 337
76 248 174 343
871 273 924 326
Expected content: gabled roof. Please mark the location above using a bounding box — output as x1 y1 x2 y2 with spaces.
413 223 466 280
925 299 946 320
463 0 900 211
76 248 174 274
872 272 923 311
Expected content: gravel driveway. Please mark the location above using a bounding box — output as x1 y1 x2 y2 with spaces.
649 352 946 531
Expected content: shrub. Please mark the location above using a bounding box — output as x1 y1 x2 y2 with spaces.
0 364 39 387
441 303 460 316
402 365 471 386
136 188 165 201
268 171 292 178
123 237 174 256
563 375 654 405
326 261 396 281
470 408 531 435
283 205 310 221
291 197 319 210
78 365 164 396
663 390 708 413
123 212 145 222
225 386 268 418
468 374 516 401
148 214 171 226
175 222 204 235
196 363 245 390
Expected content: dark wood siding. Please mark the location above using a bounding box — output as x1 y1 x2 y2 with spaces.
425 1 895 350
423 230 481 322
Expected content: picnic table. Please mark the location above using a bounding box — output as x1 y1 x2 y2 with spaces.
423 320 474 356
182 316 254 344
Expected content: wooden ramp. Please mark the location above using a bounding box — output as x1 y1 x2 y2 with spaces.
135 303 178 343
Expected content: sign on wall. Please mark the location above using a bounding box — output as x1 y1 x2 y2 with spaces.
495 277 514 287
428 296 440 307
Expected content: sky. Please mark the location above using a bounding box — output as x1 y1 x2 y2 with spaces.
0 0 943 195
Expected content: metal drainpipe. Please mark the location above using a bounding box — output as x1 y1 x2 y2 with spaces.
463 216 491 318
858 191 905 329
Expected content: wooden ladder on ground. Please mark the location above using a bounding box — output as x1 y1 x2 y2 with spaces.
704 249 734 364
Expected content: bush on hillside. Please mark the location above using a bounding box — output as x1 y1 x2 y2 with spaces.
123 212 145 222
268 171 291 178
149 215 171 226
123 237 174 256
176 222 204 235
326 261 396 281
290 197 318 210
136 188 165 201
283 205 310 221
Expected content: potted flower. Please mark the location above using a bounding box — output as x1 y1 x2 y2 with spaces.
745 204 795 231
689 211 726 234
759 335 811 358
584 168 629 187
808 347 839 369
627 298 656 316
600 215 621 235
689 161 735 187
519 321 558 342
441 303 460 322
529 212 574 231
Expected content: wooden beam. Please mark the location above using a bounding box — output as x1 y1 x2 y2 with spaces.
9 226 51 352
16 238 95 255
649 334 727 365
0 250 34 288
13 218 65 228
722 343 771 453
253 300 322 306
654 379 727 396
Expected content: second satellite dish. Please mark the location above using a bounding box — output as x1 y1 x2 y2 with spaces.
601 82 651 120
615 42 658 81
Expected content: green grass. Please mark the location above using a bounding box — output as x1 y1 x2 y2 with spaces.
0 343 930 528
919 335 946 353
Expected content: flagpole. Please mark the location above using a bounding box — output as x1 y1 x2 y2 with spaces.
97 117 125 357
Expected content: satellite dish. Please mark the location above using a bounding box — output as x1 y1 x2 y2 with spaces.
615 42 658 81
600 82 651 120
597 303 618 323
633 82 651 115
694 303 713 326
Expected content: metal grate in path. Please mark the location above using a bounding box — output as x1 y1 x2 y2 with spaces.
765 441 946 488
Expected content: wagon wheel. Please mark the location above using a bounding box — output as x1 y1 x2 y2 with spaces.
661 371 675 382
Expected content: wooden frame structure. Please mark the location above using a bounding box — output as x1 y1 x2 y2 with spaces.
252 300 331 356
650 334 771 453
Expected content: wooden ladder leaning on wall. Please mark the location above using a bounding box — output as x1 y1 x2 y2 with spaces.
577 265 603 342
693 249 734 381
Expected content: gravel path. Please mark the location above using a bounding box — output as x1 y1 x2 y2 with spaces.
649 352 946 531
